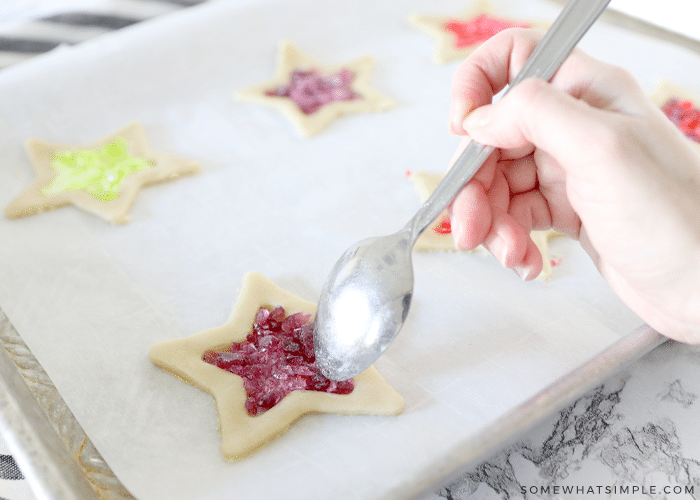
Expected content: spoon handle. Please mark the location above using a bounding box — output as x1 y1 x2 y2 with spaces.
407 0 611 242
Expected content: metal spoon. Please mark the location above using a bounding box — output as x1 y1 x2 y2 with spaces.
314 0 612 381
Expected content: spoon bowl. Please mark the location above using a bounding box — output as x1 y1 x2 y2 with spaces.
314 230 413 381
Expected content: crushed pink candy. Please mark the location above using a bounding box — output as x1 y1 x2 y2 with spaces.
444 14 528 49
433 214 452 234
661 98 700 143
265 68 359 115
203 306 354 416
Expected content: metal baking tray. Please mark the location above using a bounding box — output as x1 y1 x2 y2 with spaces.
0 0 694 497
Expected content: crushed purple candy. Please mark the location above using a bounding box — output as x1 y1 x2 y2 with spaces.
265 68 359 115
203 306 354 416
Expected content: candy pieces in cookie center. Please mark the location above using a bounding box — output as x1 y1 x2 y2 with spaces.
444 14 527 49
661 98 700 142
265 68 359 115
408 1 547 65
433 214 452 234
650 82 700 156
203 306 353 416
41 138 152 201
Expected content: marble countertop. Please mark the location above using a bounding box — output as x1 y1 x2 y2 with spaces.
425 340 700 499
1 1 699 499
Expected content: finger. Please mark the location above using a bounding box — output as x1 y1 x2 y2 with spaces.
508 190 552 232
446 136 499 189
449 100 476 136
501 154 538 194
448 136 502 249
482 210 530 268
513 237 544 280
486 168 510 214
450 179 491 250
529 149 583 238
449 28 649 136
449 28 544 135
481 170 533 270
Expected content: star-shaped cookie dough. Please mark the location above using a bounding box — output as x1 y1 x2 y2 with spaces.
236 40 395 137
529 228 565 281
409 0 547 64
149 271 404 461
4 122 201 224
407 170 564 280
650 80 700 155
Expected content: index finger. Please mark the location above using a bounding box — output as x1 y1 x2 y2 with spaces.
449 28 544 135
449 27 650 135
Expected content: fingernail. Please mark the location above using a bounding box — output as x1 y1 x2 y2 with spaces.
485 233 509 266
514 264 535 281
449 100 473 135
462 106 489 130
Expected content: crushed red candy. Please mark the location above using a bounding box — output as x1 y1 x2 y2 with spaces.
203 306 354 416
444 14 528 49
661 98 700 143
265 68 359 115
433 214 452 234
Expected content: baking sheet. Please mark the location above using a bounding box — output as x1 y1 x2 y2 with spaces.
0 0 697 499
609 0 700 42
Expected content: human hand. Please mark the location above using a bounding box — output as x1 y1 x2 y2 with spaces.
447 29 700 343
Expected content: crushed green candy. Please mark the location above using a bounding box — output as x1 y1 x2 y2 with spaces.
41 138 152 201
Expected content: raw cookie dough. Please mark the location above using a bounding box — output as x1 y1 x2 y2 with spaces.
409 0 548 64
235 40 395 137
4 122 201 224
149 271 404 461
407 170 564 280
650 80 700 154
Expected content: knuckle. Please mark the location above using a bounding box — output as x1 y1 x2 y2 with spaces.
588 117 638 164
507 78 550 111
605 65 637 89
502 78 552 140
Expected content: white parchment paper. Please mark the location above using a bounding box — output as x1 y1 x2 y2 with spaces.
0 0 698 498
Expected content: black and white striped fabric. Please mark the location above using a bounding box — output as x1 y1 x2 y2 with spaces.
0 3 209 500
0 431 33 500
0 0 208 71
0 455 22 481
